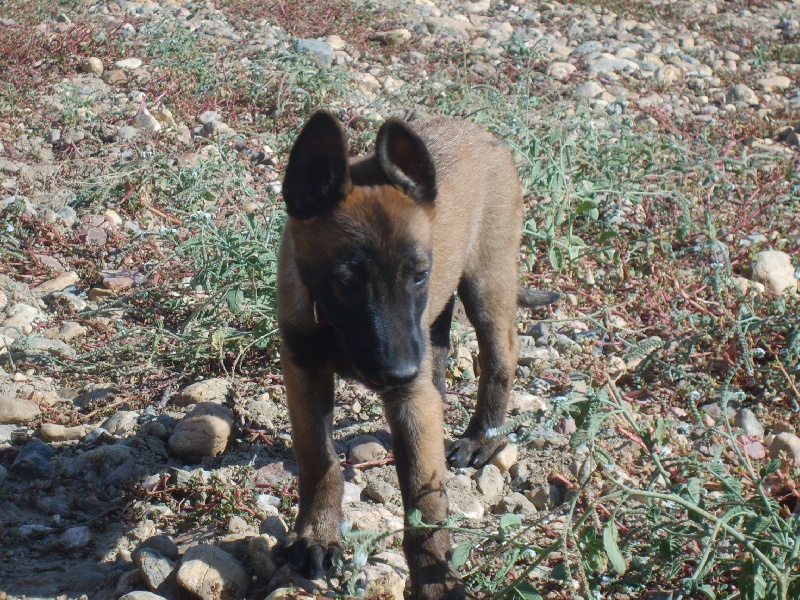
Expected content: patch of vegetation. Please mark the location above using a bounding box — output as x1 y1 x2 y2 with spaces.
132 466 263 530
217 0 400 53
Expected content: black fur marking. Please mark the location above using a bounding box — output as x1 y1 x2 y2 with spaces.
283 110 352 220
376 119 437 204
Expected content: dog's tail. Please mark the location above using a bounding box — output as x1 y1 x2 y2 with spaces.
518 286 561 308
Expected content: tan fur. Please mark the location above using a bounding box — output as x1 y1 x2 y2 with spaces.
277 113 534 599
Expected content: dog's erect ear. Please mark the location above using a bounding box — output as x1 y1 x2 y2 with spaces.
283 111 352 219
376 119 437 205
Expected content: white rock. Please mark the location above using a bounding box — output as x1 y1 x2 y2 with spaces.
490 443 519 473
547 61 576 81
115 58 143 70
40 423 86 442
79 57 104 75
59 525 91 549
177 545 248 600
727 84 759 106
655 65 683 85
752 250 797 295
1 303 43 334
507 391 549 413
473 464 504 505
757 76 791 92
484 21 513 42
177 378 230 406
348 435 385 464
574 80 605 99
168 403 234 461
134 107 162 132
0 394 41 424
101 410 139 436
463 0 491 14
769 432 800 467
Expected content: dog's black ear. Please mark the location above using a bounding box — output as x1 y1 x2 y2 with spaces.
283 111 352 219
376 119 437 204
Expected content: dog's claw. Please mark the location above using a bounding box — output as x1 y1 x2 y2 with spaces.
280 535 340 580
447 436 504 468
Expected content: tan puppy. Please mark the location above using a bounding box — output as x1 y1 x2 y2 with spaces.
277 111 557 598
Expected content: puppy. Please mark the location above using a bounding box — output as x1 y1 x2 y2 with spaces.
277 110 557 598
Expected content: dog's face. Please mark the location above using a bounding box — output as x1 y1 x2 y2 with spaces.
283 111 438 389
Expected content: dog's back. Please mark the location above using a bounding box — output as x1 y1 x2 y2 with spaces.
405 117 525 321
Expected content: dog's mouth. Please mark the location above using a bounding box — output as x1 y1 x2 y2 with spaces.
362 375 393 393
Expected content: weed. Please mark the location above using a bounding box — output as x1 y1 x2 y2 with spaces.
133 466 262 530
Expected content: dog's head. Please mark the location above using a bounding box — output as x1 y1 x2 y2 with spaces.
283 111 437 390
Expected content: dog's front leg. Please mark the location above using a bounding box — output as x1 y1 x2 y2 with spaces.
384 377 467 599
282 357 343 579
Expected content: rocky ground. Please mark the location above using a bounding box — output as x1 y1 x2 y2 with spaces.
1 0 800 599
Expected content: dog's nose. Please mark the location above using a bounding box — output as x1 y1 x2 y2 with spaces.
381 364 419 386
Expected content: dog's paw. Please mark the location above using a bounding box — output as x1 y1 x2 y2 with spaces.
412 571 473 600
277 534 341 580
447 435 505 468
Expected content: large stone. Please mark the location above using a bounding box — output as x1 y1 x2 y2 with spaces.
655 65 683 85
115 57 143 70
757 76 791 92
40 423 86 442
59 526 91 549
752 251 796 295
134 547 176 594
362 558 405 599
102 69 128 86
101 410 139 436
769 432 800 467
547 61 576 81
79 57 104 75
35 271 79 295
248 534 279 579
1 303 42 334
365 479 395 504
0 394 40 424
13 336 77 361
473 464 504 505
11 439 54 479
348 435 386 464
727 84 759 106
494 492 537 515
100 269 145 290
168 403 234 461
489 444 519 473
462 0 491 14
507 391 549 413
574 80 605 99
296 39 334 67
735 408 764 438
176 544 248 600
134 108 162 132
136 534 180 561
177 378 230 406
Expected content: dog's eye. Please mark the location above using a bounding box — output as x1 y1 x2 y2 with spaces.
338 273 359 291
413 270 429 285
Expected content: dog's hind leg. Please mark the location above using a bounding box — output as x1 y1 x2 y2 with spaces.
448 269 519 467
